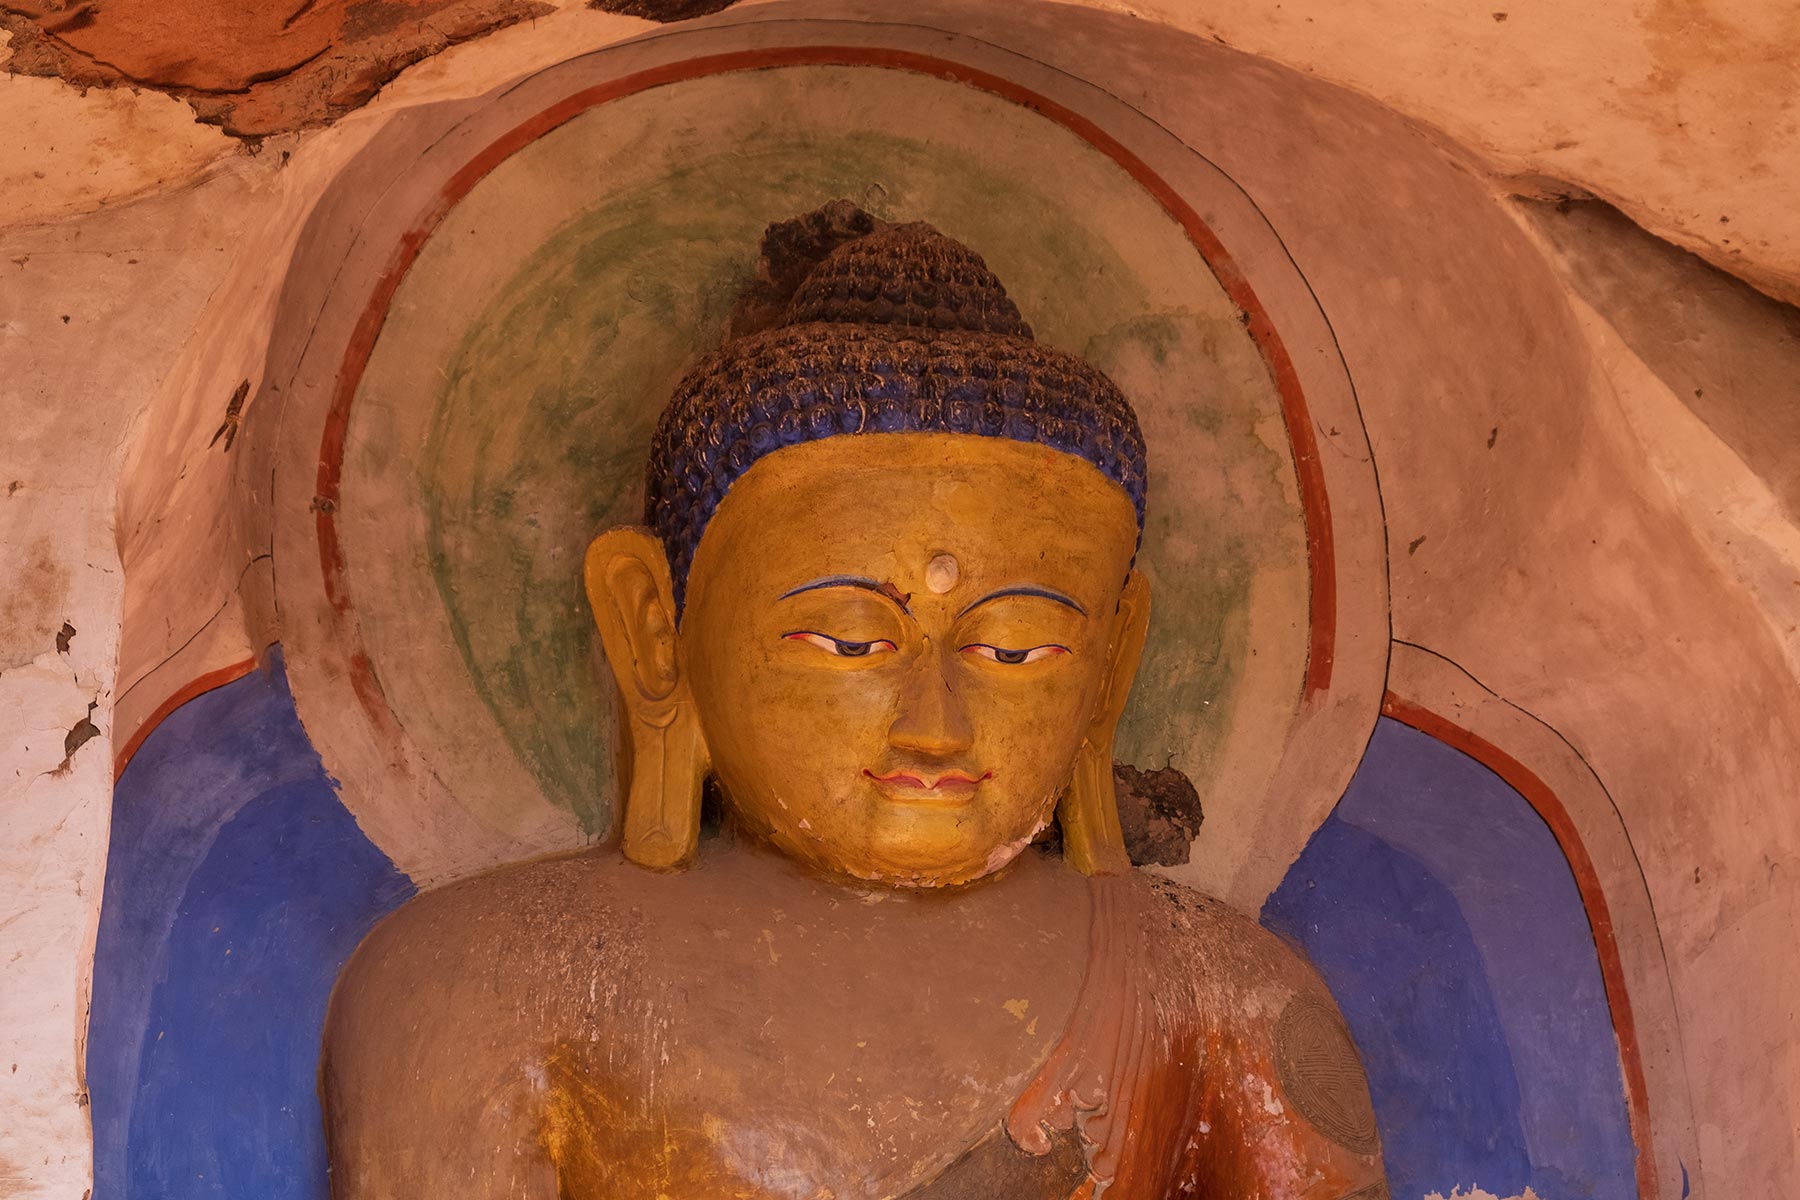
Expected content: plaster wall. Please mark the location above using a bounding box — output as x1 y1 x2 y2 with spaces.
0 166 270 1194
3 4 1798 1197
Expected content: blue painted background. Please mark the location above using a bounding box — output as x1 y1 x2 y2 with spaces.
1265 717 1639 1200
89 649 414 1200
91 662 1636 1198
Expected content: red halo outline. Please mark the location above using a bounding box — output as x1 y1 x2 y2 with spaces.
312 46 1342 744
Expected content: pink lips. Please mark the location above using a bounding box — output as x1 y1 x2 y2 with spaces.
864 768 993 802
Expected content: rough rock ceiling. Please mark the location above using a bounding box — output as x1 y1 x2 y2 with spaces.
1 0 1797 305
0 0 556 136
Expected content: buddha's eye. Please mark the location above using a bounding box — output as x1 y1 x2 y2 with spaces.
782 631 898 657
959 643 1070 665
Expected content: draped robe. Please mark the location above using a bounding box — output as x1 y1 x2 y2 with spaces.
324 842 1386 1199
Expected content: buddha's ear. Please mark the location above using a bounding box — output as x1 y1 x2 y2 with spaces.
584 528 708 871
1059 569 1150 876
586 528 682 705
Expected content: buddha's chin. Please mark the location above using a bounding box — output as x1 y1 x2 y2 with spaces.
839 811 1043 889
840 856 992 889
744 785 1050 888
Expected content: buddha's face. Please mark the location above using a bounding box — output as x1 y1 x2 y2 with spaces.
678 434 1142 886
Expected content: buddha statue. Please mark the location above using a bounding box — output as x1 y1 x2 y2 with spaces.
322 207 1389 1200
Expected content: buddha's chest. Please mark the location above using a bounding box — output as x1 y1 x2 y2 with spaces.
534 863 1091 1199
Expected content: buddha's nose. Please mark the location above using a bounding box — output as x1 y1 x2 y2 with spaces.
887 645 975 757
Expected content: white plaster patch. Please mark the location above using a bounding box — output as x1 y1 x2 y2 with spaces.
981 830 1036 876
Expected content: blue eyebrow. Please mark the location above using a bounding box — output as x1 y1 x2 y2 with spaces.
778 575 886 601
958 586 1088 618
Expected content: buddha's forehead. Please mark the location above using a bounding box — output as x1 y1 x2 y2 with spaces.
685 433 1138 601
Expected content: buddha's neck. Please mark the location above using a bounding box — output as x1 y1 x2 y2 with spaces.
690 832 1078 909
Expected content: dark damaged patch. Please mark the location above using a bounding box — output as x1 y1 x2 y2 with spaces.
56 621 76 654
0 0 555 138
57 701 100 773
0 535 71 661
587 0 742 22
727 199 883 339
210 380 251 452
1114 762 1205 867
1034 763 1205 867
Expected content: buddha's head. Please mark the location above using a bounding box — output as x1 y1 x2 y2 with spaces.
586 208 1149 888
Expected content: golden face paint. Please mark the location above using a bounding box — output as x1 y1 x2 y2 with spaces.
678 433 1141 887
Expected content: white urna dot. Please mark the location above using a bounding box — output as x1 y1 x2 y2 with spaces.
925 553 960 594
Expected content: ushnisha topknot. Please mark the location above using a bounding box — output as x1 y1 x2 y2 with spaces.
645 203 1148 612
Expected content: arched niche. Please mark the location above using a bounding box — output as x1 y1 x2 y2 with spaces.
234 29 1388 897
96 4 1694 1198
1268 641 1697 1199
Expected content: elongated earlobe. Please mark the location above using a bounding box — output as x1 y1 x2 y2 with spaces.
584 528 709 870
613 695 708 870
1059 570 1150 876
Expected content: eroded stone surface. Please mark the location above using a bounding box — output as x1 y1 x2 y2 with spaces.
588 0 741 20
1 0 554 136
5 0 1800 307
1114 763 1205 868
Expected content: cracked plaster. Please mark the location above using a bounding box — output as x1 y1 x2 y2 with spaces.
0 159 257 1200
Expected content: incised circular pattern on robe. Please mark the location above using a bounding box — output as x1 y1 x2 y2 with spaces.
1273 993 1381 1157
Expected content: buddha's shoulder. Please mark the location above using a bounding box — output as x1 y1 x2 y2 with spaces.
1127 871 1337 1013
334 850 649 1005
333 843 890 1006
376 844 635 930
